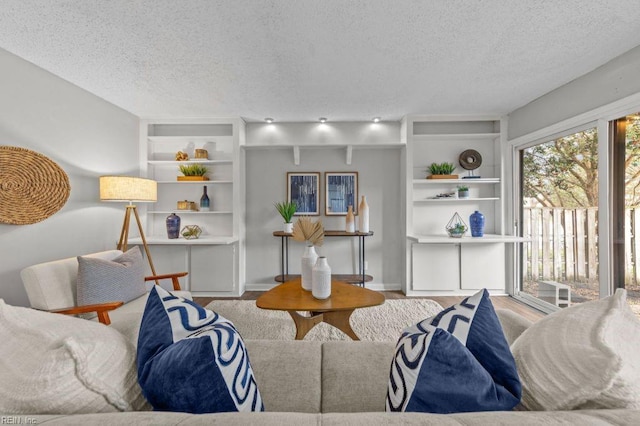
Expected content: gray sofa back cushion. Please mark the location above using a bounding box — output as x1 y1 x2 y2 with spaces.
244 340 322 413
321 341 396 413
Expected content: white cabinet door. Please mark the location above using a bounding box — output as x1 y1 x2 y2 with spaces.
190 245 236 292
460 243 505 290
142 245 190 290
411 244 459 291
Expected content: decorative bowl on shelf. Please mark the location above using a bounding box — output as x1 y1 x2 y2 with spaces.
195 149 209 159
181 225 202 239
445 212 468 238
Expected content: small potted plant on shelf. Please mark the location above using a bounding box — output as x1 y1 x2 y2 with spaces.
275 201 297 233
427 162 458 179
178 164 209 181
457 185 469 199
446 212 468 238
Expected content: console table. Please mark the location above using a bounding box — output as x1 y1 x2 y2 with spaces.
273 230 374 286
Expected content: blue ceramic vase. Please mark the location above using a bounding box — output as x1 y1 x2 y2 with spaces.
470 210 485 237
166 213 181 239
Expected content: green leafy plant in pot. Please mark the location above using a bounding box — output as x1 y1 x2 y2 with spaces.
446 212 468 238
427 162 458 179
457 185 469 199
177 164 209 181
275 201 297 233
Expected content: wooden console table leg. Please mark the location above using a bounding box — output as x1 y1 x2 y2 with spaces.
288 310 324 340
322 309 360 340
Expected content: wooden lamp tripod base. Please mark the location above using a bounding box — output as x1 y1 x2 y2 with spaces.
117 204 158 278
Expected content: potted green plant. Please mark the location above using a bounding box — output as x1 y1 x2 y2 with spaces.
446 212 468 238
427 162 458 179
275 201 297 233
457 185 469 199
177 164 209 181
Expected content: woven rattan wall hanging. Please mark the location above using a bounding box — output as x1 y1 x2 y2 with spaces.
0 146 71 225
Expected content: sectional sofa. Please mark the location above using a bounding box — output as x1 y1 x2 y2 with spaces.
2 298 639 425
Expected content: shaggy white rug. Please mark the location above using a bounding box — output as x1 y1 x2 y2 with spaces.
205 299 443 341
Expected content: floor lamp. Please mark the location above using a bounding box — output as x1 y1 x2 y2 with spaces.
99 176 158 280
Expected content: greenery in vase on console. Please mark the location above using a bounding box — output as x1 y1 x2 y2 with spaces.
275 201 297 233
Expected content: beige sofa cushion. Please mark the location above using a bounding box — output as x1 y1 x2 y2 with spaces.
244 340 322 413
495 308 533 345
321 341 396 413
512 289 640 411
0 299 147 414
24 409 640 425
108 290 192 346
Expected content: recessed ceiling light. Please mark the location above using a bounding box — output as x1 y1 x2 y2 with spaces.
319 117 327 123
372 117 381 123
264 117 274 123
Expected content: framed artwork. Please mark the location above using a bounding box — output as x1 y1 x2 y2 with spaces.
325 172 358 216
287 172 320 215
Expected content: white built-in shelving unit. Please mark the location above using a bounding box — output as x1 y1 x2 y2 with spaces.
131 118 246 296
403 115 526 296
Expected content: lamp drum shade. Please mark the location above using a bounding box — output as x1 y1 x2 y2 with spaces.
99 176 157 202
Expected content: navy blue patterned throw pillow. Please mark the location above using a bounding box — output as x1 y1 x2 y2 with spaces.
137 286 264 413
386 288 521 413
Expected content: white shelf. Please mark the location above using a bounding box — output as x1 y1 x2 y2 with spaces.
242 143 402 149
141 118 245 296
148 136 232 143
148 211 233 215
148 160 232 165
129 236 238 245
413 197 500 203
413 178 499 185
412 133 500 141
404 115 508 295
156 180 232 184
408 234 529 244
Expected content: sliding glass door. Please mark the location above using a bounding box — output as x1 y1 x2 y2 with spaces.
611 114 640 317
517 127 599 310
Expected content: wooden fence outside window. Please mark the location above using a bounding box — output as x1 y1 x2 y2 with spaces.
522 207 600 284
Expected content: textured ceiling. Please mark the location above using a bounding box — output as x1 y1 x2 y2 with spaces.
1 0 640 122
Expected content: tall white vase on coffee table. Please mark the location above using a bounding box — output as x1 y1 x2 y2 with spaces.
312 256 331 299
301 245 318 291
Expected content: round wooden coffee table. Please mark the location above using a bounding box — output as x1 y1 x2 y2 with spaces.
256 278 385 340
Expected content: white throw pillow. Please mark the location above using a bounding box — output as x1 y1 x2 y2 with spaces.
0 299 148 414
511 289 640 411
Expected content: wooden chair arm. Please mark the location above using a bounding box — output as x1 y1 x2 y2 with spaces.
49 301 124 325
145 272 188 291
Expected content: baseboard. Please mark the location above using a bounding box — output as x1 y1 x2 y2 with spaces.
244 282 401 292
405 289 508 297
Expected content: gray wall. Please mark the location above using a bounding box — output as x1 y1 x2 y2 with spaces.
0 48 139 306
509 45 640 139
244 130 403 289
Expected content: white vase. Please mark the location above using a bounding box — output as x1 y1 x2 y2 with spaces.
312 257 331 299
284 222 293 233
358 195 369 233
345 205 355 233
300 245 318 291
